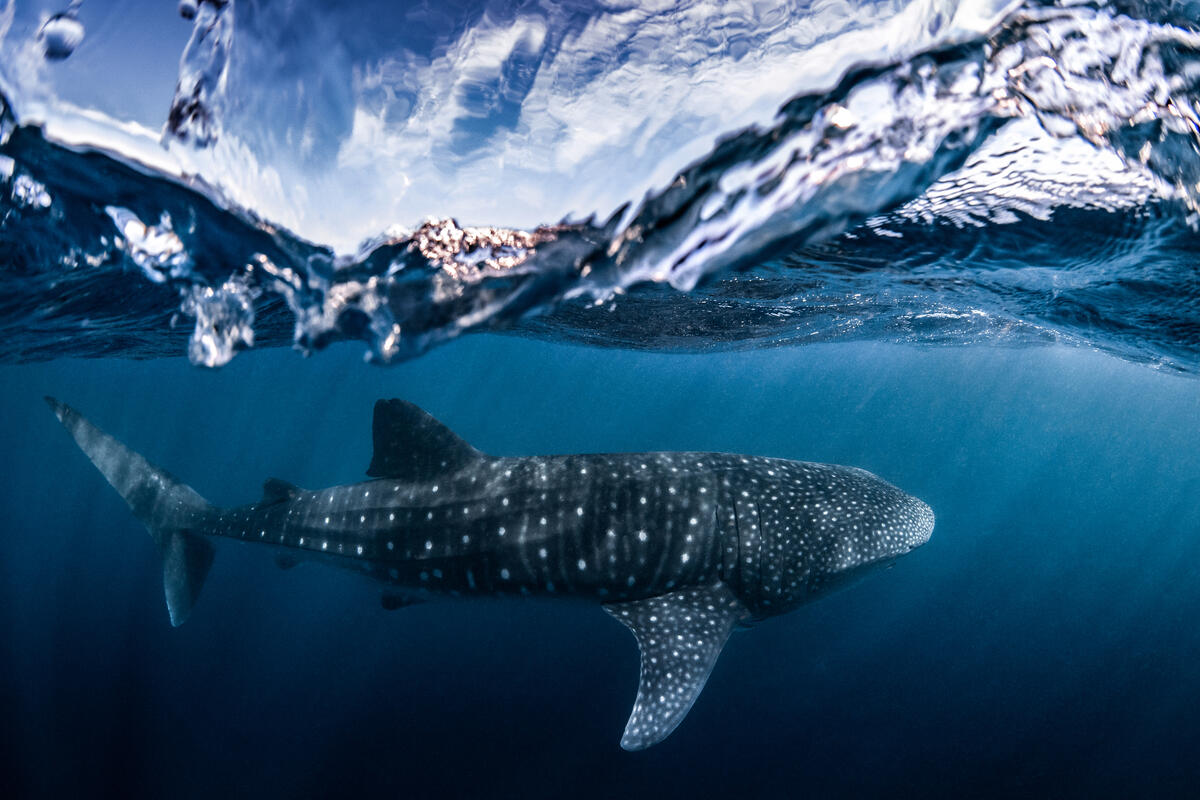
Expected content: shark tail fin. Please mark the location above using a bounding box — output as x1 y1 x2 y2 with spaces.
45 397 217 626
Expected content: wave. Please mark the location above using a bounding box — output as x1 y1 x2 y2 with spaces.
0 0 1198 370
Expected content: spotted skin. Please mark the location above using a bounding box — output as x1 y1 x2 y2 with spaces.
47 397 934 751
605 584 745 750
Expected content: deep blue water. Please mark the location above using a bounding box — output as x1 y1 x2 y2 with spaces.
4 336 1200 798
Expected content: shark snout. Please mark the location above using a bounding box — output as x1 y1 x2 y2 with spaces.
908 497 935 548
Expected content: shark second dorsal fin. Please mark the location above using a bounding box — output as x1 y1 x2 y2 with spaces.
366 399 485 480
262 478 303 504
603 583 747 750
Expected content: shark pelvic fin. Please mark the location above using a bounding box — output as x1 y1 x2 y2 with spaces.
275 553 301 570
262 477 303 504
380 591 425 610
604 583 747 751
46 397 217 627
366 399 486 480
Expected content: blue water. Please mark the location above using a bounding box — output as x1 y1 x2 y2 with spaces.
4 337 1200 797
3 0 1200 795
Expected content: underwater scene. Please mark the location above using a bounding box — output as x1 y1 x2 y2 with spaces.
2 0 1200 797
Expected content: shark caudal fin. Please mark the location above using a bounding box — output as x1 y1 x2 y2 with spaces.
45 397 217 626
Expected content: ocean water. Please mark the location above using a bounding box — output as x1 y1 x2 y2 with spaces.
6 340 1200 797
2 0 1200 797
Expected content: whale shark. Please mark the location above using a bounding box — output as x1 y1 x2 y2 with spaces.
46 396 934 750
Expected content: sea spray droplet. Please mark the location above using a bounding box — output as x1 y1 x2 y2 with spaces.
167 0 233 147
104 207 190 283
12 175 51 210
39 13 85 60
0 93 14 146
180 273 259 368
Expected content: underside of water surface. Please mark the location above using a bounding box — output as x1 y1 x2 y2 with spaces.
0 0 1197 370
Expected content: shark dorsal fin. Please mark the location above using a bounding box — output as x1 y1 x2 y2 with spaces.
603 583 747 750
366 399 485 480
262 477 303 504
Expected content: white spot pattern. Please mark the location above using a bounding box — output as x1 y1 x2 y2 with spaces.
604 584 746 751
191 435 931 752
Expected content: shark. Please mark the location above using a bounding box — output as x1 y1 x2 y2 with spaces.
46 396 934 750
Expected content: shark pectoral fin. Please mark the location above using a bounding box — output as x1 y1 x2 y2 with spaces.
262 477 304 504
604 583 747 751
366 399 486 480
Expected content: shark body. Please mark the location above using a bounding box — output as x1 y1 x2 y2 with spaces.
47 397 933 750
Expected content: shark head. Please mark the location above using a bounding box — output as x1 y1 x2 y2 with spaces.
905 496 936 550
783 467 934 603
836 467 934 562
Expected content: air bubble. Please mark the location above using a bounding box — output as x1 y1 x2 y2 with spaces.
39 13 85 60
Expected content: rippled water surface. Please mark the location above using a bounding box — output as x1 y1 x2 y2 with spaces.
0 0 1198 368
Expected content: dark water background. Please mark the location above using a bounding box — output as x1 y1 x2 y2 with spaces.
3 336 1199 797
